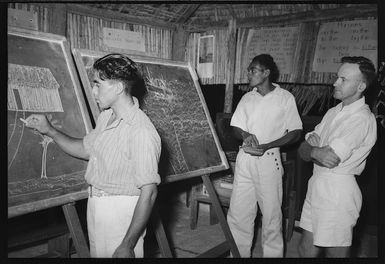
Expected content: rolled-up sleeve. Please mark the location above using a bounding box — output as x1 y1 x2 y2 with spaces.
132 126 161 189
328 117 369 163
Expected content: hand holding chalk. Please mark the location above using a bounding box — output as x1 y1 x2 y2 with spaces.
23 114 53 135
20 118 28 124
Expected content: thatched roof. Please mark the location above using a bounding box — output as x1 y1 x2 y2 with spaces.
62 2 376 31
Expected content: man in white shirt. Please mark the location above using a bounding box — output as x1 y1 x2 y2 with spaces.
298 56 377 258
227 54 302 257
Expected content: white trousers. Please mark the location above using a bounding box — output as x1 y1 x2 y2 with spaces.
227 148 284 257
87 195 146 258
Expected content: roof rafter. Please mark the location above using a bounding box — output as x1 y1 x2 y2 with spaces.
185 4 377 31
175 4 201 24
226 4 237 20
65 3 176 30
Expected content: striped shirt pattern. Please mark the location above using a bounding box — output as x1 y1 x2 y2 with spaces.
83 97 161 196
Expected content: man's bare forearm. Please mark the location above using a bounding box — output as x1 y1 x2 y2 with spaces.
298 140 313 162
264 129 302 150
298 141 340 168
46 128 89 160
120 184 157 249
232 126 250 141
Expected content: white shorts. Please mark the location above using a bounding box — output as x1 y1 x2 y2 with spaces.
87 194 146 257
299 173 362 247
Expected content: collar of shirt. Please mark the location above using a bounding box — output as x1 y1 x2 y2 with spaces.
336 96 366 114
251 83 280 96
105 97 140 129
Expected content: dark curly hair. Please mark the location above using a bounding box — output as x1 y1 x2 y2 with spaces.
93 53 147 100
250 54 280 82
341 56 376 87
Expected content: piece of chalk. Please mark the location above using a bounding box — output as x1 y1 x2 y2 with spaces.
20 118 28 124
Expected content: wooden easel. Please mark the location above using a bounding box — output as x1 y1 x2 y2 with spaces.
46 201 172 258
151 174 240 258
58 201 174 258
60 203 90 257
59 201 174 258
197 174 240 257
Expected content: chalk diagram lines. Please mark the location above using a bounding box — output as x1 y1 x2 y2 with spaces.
8 63 63 179
144 68 190 174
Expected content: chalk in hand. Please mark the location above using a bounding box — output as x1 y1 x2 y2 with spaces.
20 118 28 124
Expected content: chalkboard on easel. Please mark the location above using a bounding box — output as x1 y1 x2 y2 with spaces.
8 27 92 217
72 49 229 183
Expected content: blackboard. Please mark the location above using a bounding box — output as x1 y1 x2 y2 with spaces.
72 48 229 183
8 27 92 217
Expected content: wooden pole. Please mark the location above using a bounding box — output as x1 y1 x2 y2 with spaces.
172 25 188 62
49 4 67 36
224 19 237 114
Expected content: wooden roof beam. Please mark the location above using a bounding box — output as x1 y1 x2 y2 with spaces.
175 4 201 24
226 4 237 20
185 4 377 31
65 4 176 30
118 4 126 12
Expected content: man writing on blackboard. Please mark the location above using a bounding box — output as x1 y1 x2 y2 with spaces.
227 54 303 257
297 56 377 257
24 53 161 258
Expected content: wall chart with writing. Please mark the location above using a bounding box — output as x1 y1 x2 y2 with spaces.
313 19 377 73
235 26 299 83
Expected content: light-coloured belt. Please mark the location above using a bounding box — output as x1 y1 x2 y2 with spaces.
88 185 120 197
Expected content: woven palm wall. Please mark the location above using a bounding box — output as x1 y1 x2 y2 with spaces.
8 3 50 32
66 12 173 59
8 3 173 59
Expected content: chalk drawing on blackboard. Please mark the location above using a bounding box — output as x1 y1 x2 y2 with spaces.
8 64 64 112
8 63 64 178
7 109 26 171
142 66 189 174
145 70 175 103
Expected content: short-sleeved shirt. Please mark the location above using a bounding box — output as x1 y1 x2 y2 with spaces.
83 97 161 196
231 83 302 144
306 97 377 176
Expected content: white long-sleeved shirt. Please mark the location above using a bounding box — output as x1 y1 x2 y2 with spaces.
306 97 377 176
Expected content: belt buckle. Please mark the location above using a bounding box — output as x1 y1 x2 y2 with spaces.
89 185 102 197
89 185 95 197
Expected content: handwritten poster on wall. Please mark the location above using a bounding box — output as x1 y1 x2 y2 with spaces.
102 27 145 52
312 19 377 73
246 26 299 75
